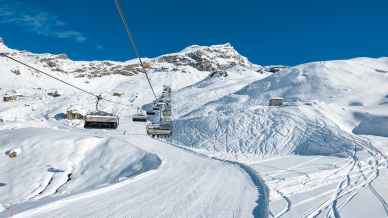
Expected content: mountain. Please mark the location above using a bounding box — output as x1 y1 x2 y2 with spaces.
1 40 388 218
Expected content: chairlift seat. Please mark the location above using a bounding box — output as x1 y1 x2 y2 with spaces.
84 111 119 129
146 122 172 136
132 113 147 122
146 110 156 115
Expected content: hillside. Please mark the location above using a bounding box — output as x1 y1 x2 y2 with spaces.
172 58 388 160
1 39 388 218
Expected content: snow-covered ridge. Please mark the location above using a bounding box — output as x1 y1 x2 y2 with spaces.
0 40 261 79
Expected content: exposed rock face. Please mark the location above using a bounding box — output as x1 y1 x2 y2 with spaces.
157 43 257 73
208 71 228 78
0 39 262 78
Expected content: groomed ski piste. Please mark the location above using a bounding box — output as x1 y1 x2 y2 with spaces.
1 39 388 218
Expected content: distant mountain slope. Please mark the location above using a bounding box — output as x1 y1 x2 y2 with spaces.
172 58 388 159
1 38 388 160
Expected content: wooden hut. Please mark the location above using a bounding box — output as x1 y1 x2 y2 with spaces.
112 92 124 97
47 90 61 97
66 109 84 120
269 97 283 106
3 95 17 102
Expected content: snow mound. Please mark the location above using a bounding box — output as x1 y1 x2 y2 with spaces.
173 105 364 159
0 128 160 206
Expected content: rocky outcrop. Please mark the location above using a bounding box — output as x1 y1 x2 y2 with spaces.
1 38 261 79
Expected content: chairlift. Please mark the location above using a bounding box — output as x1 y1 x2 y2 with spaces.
84 95 119 129
157 101 169 108
84 111 119 129
146 110 156 115
146 121 172 137
162 109 172 117
132 113 147 122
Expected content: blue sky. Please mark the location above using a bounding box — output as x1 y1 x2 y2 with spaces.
0 0 387 65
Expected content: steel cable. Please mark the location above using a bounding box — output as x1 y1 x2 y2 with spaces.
0 52 133 109
114 0 157 99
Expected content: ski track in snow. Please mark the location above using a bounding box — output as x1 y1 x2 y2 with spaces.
259 136 388 218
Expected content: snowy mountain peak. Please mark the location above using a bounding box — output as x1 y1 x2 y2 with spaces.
157 43 257 72
0 40 262 79
181 42 234 53
0 37 7 51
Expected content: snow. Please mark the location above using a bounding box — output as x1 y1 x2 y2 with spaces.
0 128 160 206
9 136 258 218
169 55 388 217
1 40 388 217
352 112 388 137
0 42 265 218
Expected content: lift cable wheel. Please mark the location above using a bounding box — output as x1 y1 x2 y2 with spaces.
114 0 157 100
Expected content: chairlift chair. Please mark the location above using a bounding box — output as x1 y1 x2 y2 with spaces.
84 111 119 129
146 121 172 137
132 113 147 122
146 110 156 115
84 95 119 129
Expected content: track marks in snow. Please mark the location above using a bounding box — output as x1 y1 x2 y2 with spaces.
251 137 388 218
270 189 291 218
167 142 269 218
302 137 388 218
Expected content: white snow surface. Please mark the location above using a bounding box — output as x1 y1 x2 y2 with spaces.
172 58 388 160
1 40 388 218
0 42 264 218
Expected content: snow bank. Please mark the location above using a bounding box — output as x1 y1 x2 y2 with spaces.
0 128 160 206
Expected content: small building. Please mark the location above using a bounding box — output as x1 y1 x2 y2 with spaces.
48 90 61 97
3 95 17 102
269 97 283 106
6 148 21 159
266 65 288 73
113 92 124 97
66 108 84 120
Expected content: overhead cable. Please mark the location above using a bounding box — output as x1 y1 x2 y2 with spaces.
0 53 133 108
114 0 157 99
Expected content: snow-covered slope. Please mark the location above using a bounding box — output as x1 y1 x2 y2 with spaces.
172 58 388 160
0 40 266 217
1 128 160 204
1 38 388 218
